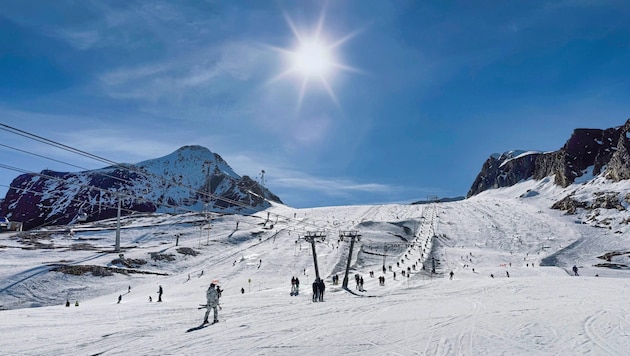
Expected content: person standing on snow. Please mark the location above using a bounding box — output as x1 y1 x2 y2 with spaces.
572 265 579 276
312 280 319 302
157 285 163 302
318 278 325 302
449 271 454 280
204 283 220 324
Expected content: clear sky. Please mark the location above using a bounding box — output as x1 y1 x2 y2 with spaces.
1 0 629 208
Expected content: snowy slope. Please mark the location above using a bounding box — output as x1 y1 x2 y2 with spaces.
1 180 630 354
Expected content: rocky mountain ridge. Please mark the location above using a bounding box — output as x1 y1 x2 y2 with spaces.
0 145 282 230
468 118 630 197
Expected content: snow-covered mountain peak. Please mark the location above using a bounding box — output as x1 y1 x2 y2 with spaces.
0 145 282 229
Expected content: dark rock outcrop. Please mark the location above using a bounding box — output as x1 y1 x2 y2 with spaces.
550 195 588 214
468 118 630 197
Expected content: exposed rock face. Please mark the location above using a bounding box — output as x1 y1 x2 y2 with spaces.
468 151 541 197
605 120 630 181
551 191 624 215
550 195 589 214
0 145 282 230
468 118 630 197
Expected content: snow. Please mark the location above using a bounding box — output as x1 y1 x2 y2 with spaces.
2 182 630 354
498 150 542 168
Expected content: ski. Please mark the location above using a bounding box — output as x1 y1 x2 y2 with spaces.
186 320 223 332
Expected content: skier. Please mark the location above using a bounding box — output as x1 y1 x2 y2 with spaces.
295 277 300 294
203 283 220 324
291 277 296 294
241 287 245 294
157 285 163 302
318 278 325 302
216 284 223 298
65 299 70 307
572 265 579 276
117 294 122 304
312 280 319 302
449 271 454 280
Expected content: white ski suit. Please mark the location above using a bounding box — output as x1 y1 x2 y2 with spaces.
204 286 219 323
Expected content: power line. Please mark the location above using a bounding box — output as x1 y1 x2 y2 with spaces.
0 123 265 213
0 123 329 232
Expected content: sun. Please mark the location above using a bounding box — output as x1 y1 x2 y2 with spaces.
267 9 361 111
291 39 334 78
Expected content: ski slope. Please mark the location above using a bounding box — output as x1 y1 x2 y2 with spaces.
1 178 630 355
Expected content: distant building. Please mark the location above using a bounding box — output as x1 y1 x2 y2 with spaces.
0 217 23 232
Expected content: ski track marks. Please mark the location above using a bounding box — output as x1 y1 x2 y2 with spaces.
582 310 626 355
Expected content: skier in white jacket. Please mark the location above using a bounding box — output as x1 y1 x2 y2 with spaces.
204 283 219 324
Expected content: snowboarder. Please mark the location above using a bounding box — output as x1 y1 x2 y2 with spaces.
572 265 579 276
157 285 163 302
449 271 454 280
203 283 220 324
506 271 510 278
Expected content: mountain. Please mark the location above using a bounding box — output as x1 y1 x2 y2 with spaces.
468 118 630 197
0 145 282 230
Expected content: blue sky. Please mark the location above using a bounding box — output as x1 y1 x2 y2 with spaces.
1 0 629 208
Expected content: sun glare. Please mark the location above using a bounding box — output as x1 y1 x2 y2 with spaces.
292 40 334 78
267 9 361 111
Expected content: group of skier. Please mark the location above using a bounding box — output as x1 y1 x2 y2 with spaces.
312 278 326 302
354 274 365 291
290 276 301 295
